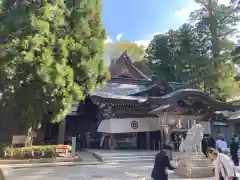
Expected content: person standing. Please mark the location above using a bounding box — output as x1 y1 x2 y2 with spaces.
151 145 175 180
216 135 228 154
201 135 208 156
230 135 239 166
207 135 216 149
206 148 237 180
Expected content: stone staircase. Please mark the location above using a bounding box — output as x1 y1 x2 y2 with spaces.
86 150 158 164
85 149 240 164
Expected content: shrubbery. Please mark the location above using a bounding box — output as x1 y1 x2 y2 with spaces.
0 144 6 158
1 145 72 159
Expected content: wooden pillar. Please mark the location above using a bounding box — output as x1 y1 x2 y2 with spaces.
58 118 66 144
146 132 150 150
166 126 171 144
159 115 163 149
187 119 191 129
163 112 171 145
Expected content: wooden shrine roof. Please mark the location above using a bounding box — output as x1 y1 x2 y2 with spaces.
91 88 240 117
91 81 154 97
148 89 240 115
90 51 240 115
109 51 151 81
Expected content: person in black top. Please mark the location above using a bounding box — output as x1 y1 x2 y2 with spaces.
207 136 216 149
151 144 175 180
230 135 239 166
201 135 208 156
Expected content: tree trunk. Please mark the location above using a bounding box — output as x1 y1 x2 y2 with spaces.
208 0 220 57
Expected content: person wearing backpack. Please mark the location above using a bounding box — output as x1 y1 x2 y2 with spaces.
206 148 238 180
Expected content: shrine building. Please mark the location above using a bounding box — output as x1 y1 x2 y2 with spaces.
43 51 240 149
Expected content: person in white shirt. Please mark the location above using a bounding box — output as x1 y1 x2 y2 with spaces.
216 136 228 154
206 148 237 180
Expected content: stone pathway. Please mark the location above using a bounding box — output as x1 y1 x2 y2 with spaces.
5 162 216 180
2 150 238 179
76 150 100 162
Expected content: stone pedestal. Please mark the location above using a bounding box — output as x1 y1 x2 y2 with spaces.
174 153 214 178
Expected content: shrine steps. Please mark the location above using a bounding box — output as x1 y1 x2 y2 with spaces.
83 150 157 163
174 153 214 178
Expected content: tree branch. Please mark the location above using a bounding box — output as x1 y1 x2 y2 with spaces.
219 29 237 37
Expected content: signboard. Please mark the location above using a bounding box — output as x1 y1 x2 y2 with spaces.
12 135 26 146
97 118 160 133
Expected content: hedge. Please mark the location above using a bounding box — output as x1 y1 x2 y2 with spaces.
2 145 72 159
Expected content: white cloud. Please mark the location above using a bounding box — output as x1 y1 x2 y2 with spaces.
116 33 123 41
151 31 165 36
134 40 151 48
134 31 168 48
133 1 237 50
174 8 192 18
218 0 230 5
105 36 112 44
173 0 229 20
134 30 169 48
137 0 237 49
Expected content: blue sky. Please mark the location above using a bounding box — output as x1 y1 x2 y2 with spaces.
102 0 229 47
102 0 196 47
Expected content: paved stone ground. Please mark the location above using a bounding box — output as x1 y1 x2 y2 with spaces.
4 162 215 180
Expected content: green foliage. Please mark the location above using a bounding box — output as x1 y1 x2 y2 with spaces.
0 0 107 128
146 24 209 84
0 144 6 158
145 22 238 100
107 41 145 62
8 145 72 152
190 0 240 55
206 56 238 100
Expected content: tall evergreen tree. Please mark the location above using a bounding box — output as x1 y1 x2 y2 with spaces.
145 22 238 100
190 0 240 56
189 0 240 99
65 0 108 92
146 24 209 85
0 0 108 133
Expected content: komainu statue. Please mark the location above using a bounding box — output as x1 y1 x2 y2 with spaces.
179 122 204 155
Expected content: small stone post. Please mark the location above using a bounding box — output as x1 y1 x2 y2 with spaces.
71 137 76 157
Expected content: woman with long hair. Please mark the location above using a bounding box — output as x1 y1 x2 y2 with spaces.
206 148 238 180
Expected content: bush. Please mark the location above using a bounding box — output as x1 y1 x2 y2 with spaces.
3 145 72 159
0 144 6 158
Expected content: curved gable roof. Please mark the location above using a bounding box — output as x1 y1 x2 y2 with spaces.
109 51 151 81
